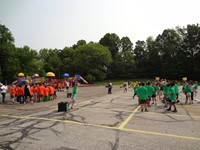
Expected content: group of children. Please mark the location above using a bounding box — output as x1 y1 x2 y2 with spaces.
7 79 79 109
9 82 57 104
130 79 198 113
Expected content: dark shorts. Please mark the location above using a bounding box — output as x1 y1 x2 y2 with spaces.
152 94 156 98
10 95 15 98
25 94 32 98
171 101 176 104
139 100 147 104
148 96 152 100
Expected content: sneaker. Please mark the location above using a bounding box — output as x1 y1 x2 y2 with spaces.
141 109 143 112
172 109 177 112
167 108 171 111
145 109 148 112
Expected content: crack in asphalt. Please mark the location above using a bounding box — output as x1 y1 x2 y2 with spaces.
0 117 60 149
108 130 120 150
52 146 78 150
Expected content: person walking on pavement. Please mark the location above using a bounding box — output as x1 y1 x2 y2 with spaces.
1 82 8 103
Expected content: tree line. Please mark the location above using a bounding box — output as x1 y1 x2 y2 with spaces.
0 23 200 83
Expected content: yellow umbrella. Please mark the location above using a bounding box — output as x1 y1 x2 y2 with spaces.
18 72 25 77
46 72 55 77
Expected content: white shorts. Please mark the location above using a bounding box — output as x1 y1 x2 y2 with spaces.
71 94 76 100
186 93 191 97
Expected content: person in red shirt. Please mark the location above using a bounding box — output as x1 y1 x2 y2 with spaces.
58 82 61 91
49 85 55 100
9 85 15 103
18 85 24 104
43 84 49 102
33 84 38 102
38 83 44 102
36 83 40 101
29 85 34 104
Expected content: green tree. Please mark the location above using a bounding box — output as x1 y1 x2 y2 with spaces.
154 29 181 78
72 39 87 49
0 24 20 83
133 40 149 77
177 24 200 79
17 46 41 76
39 49 62 78
120 36 133 52
59 47 75 76
99 33 120 58
111 51 136 78
72 43 112 82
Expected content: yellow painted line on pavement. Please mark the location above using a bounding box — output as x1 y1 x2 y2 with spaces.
121 128 200 141
118 106 140 129
1 114 83 125
1 114 200 141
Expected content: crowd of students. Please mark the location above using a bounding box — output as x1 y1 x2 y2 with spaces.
130 79 198 113
0 79 79 109
8 82 60 104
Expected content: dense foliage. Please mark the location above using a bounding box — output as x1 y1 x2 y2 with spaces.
1 23 200 83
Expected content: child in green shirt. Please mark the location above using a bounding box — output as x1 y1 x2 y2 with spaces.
69 83 79 109
184 84 192 104
167 83 177 112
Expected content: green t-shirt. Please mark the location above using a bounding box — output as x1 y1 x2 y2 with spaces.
194 83 198 90
153 85 160 95
146 85 154 97
169 87 176 101
182 83 186 91
72 87 78 94
133 86 138 94
136 86 141 95
184 87 191 93
174 84 179 94
163 85 170 96
137 86 147 100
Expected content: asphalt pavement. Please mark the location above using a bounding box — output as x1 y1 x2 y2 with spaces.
0 86 200 150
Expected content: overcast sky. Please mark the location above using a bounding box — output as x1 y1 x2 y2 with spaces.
0 0 200 50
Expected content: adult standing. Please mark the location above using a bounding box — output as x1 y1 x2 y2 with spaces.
24 81 32 104
1 83 8 103
123 81 128 93
107 81 112 94
65 79 69 92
